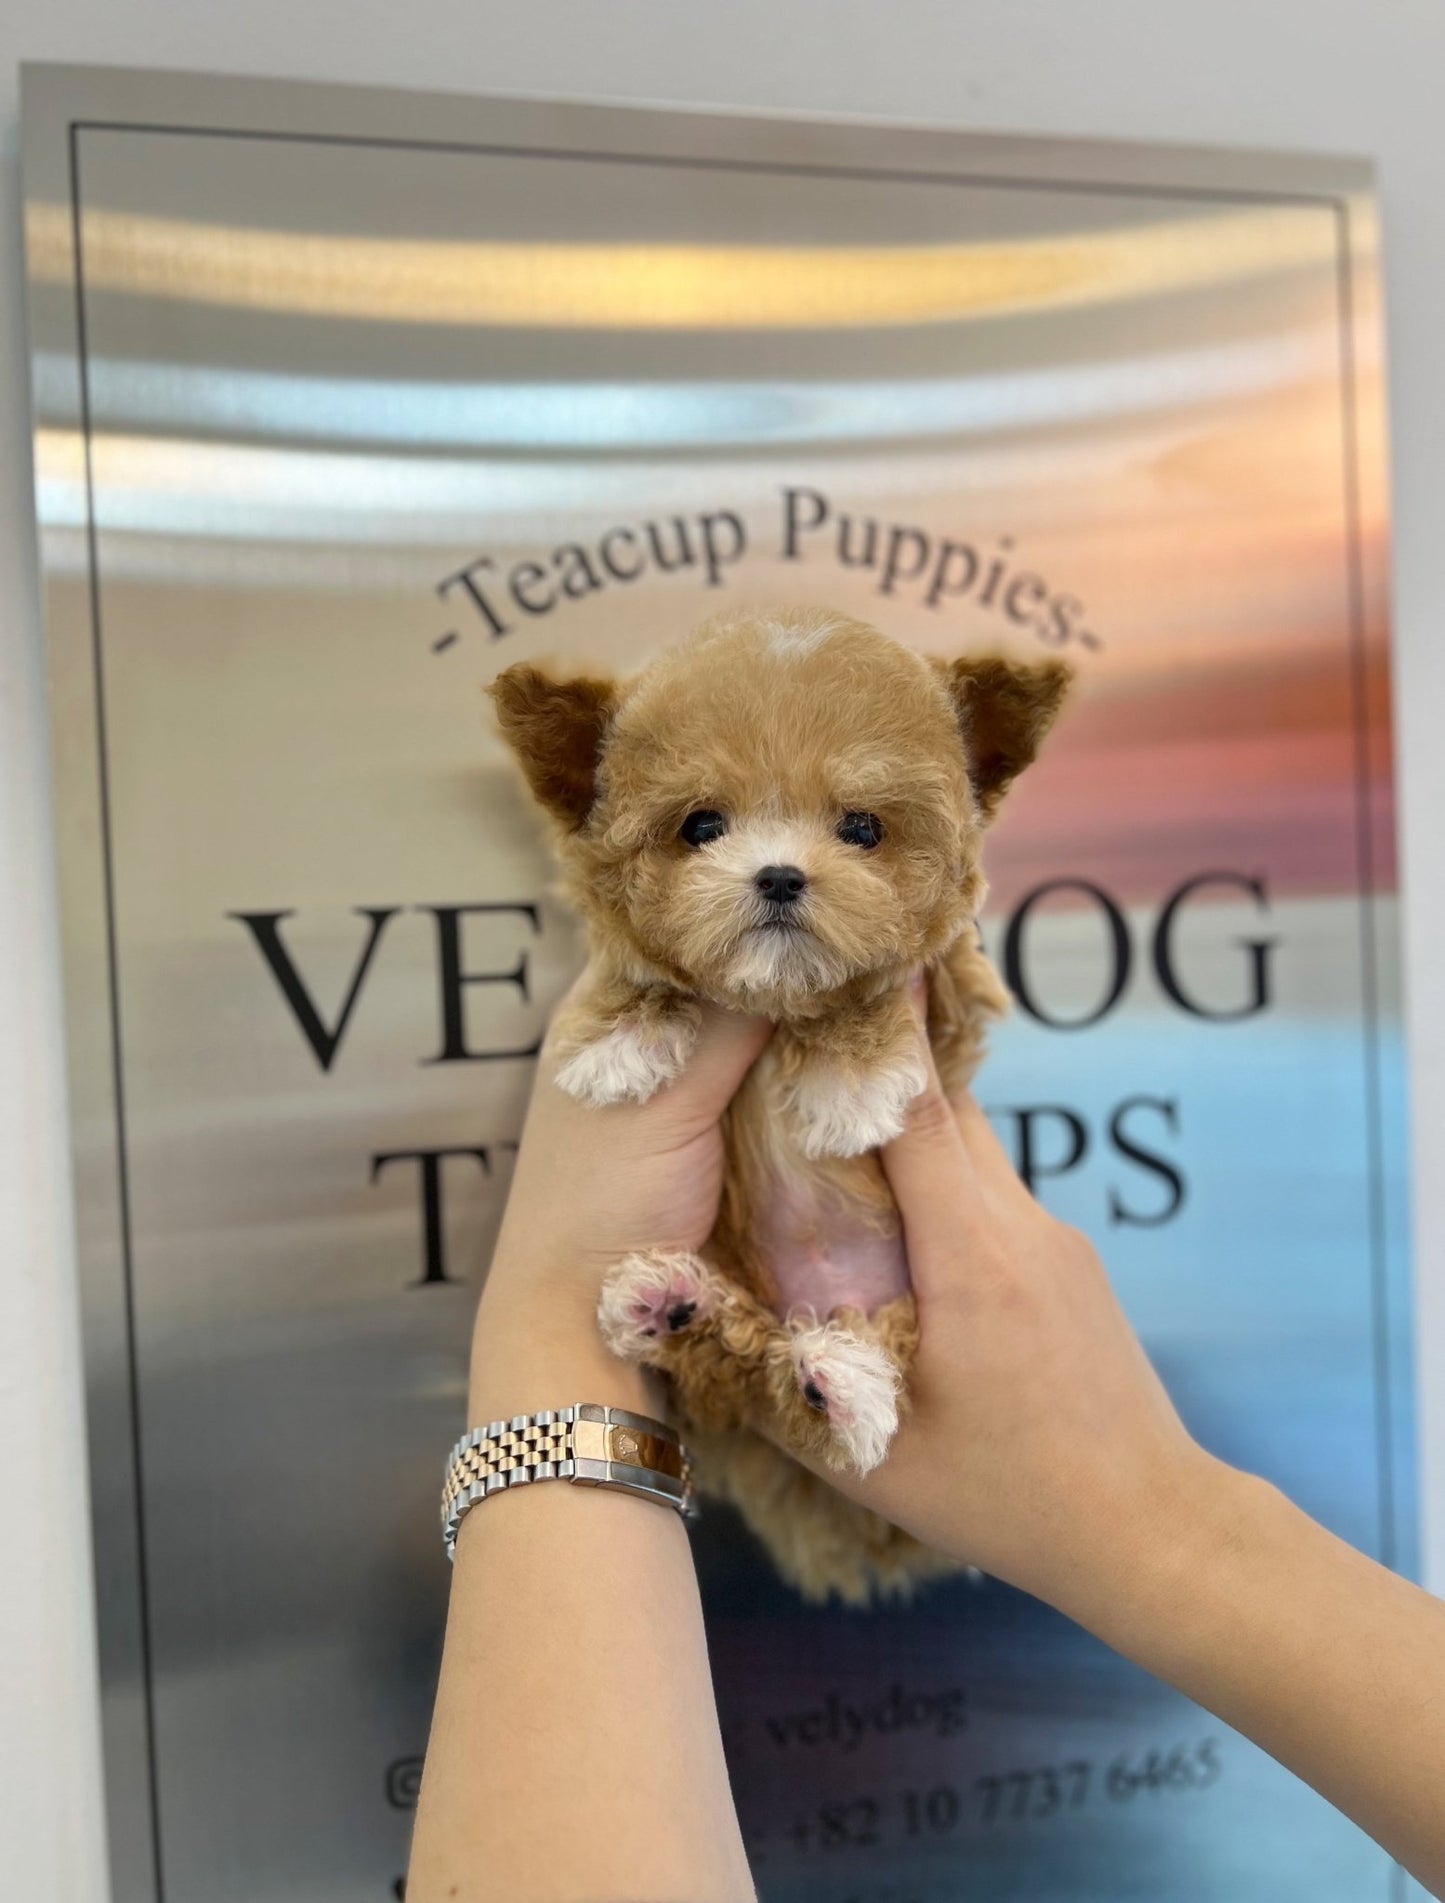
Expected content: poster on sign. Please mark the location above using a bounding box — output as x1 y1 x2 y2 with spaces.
21 62 1414 1903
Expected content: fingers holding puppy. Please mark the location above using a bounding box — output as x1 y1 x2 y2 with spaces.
891 968 1036 1248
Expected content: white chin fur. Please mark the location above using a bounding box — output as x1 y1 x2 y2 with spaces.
728 926 842 996
792 1046 930 1159
790 1318 900 1474
555 1016 694 1106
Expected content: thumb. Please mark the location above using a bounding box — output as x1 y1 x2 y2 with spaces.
881 992 984 1282
667 1003 773 1124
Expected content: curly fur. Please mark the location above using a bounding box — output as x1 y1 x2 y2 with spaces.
489 608 1069 1600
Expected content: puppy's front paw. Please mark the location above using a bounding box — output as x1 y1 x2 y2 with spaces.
789 1318 900 1474
598 1250 720 1358
556 1015 696 1106
792 1048 929 1159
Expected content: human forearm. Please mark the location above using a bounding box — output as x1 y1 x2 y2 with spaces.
408 1287 755 1903
1065 1456 1445 1898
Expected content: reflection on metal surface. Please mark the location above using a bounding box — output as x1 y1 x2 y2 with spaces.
25 198 1354 327
21 63 1412 1903
31 331 1341 453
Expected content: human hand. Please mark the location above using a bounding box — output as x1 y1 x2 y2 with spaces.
824 982 1220 1625
470 974 770 1419
825 997 1445 1900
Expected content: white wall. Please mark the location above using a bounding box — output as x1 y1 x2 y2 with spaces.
3 4 1444 1896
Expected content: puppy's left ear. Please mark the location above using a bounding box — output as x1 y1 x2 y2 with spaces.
488 663 618 829
933 654 1072 822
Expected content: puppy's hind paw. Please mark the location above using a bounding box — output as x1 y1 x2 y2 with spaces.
793 1048 929 1160
555 1015 696 1107
598 1250 720 1359
790 1318 900 1474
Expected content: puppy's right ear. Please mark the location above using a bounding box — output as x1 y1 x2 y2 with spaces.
932 654 1071 822
488 663 618 829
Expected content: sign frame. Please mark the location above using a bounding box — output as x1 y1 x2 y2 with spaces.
20 61 1406 1903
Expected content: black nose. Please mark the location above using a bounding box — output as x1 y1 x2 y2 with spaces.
755 864 807 905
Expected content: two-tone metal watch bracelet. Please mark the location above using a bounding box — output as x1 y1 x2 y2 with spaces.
440 1404 695 1560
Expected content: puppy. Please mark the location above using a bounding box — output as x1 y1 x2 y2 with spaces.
490 609 1069 1600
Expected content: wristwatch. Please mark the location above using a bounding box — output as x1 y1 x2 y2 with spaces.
441 1403 695 1560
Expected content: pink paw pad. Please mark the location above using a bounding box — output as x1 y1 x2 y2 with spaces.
789 1319 901 1475
597 1252 717 1355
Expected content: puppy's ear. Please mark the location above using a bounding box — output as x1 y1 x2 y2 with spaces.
933 654 1071 821
488 663 618 829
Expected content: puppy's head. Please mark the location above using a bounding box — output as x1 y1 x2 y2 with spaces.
490 610 1068 1008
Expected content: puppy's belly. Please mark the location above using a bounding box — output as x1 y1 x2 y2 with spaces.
755 1166 911 1319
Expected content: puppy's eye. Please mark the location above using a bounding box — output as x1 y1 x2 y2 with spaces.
838 811 884 849
679 809 728 847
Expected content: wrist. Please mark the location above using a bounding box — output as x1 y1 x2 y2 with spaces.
468 1272 658 1424
1049 1445 1263 1653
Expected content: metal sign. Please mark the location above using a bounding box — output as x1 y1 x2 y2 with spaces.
21 63 1414 1903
